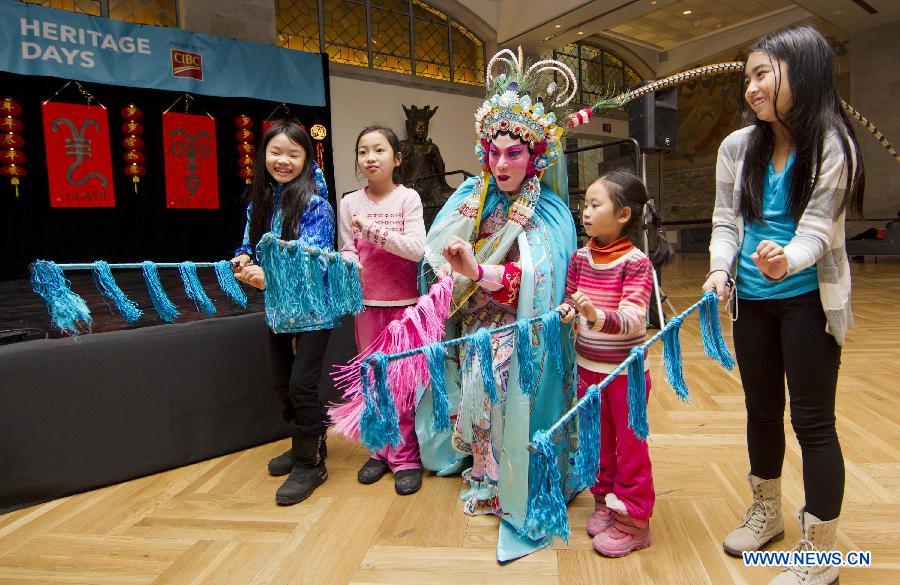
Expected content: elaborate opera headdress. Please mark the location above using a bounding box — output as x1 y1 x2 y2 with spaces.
473 47 577 176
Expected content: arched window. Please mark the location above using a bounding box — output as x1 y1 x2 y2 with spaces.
276 0 484 86
549 42 642 106
23 0 178 27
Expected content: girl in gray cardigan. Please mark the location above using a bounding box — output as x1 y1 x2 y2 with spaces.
702 26 864 585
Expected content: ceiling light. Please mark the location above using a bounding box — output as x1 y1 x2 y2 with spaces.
683 10 692 15
555 24 561 28
578 31 584 35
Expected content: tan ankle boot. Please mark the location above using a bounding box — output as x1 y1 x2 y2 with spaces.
723 474 784 556
769 508 840 585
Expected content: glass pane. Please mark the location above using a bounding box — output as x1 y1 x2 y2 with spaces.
23 0 100 15
603 65 625 93
580 57 604 97
372 0 409 11
451 22 483 85
277 0 320 53
322 0 368 67
108 0 176 27
414 16 449 81
371 5 411 74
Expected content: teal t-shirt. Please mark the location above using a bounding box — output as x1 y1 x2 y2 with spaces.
737 152 819 300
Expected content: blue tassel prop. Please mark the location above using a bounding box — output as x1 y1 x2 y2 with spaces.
540 310 564 374
141 261 180 323
472 327 498 403
29 260 92 335
574 388 602 490
326 254 349 315
626 347 650 440
423 343 450 432
305 251 328 318
662 315 690 402
213 260 247 309
344 259 364 315
699 291 735 371
359 353 402 451
523 430 570 542
92 261 142 323
179 261 216 316
516 320 537 397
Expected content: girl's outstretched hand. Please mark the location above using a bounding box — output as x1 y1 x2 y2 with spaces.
442 236 479 281
751 239 788 280
702 270 731 301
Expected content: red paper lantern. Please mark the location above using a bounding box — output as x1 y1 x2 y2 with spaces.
124 163 146 178
124 150 145 164
1 98 24 197
120 104 143 121
0 149 25 165
121 120 144 136
235 114 255 185
0 98 22 117
120 105 145 192
122 136 144 150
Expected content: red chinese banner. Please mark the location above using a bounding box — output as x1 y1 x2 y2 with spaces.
163 112 219 209
42 102 114 208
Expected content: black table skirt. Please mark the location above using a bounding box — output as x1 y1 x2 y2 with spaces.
0 312 356 514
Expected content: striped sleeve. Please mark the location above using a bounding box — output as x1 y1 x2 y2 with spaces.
596 256 653 334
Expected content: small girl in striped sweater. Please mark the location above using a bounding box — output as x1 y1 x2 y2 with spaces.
556 170 672 558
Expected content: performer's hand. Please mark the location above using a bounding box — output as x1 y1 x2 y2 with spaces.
556 303 576 324
571 291 598 324
752 239 788 280
442 236 479 281
351 213 368 230
702 270 731 301
239 265 266 290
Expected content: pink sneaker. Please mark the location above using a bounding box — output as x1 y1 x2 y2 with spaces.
586 495 613 536
592 511 652 557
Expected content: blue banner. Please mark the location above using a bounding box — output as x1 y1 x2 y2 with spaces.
0 0 326 106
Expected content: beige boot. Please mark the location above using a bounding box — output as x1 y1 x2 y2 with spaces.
769 508 840 585
723 474 784 556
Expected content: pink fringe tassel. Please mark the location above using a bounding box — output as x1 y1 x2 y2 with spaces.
328 276 454 441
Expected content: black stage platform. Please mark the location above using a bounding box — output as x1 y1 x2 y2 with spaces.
0 273 355 513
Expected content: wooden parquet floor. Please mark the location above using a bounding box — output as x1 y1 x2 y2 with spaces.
1 255 898 585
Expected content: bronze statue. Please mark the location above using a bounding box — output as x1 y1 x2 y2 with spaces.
398 105 453 222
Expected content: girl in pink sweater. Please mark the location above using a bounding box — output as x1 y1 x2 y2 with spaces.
338 125 426 495
556 170 672 557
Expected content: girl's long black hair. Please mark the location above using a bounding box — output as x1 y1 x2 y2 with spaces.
247 121 316 250
741 25 864 223
598 170 673 266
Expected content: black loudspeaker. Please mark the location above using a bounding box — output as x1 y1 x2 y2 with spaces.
628 86 678 152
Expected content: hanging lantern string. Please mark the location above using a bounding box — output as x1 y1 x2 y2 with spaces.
163 93 214 119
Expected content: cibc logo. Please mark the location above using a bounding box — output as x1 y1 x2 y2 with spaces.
171 49 202 80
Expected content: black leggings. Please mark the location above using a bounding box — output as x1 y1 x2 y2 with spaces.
733 290 844 520
268 327 332 436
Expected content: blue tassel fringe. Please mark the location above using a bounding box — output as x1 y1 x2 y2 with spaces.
179 261 216 316
213 260 248 309
359 353 402 451
626 347 649 440
574 388 602 490
523 430 570 542
472 327 498 403
92 260 142 323
662 315 690 402
540 311 564 374
141 261 180 323
29 260 92 335
516 320 537 397
423 343 450 432
700 291 735 370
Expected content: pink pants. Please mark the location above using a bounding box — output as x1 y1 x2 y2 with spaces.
355 305 422 472
577 365 655 520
